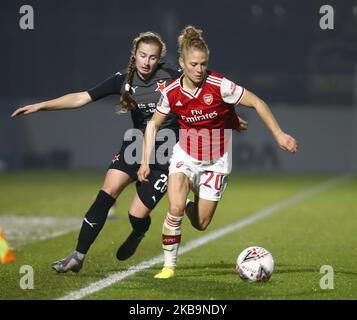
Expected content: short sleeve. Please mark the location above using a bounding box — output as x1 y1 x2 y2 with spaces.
220 77 245 105
156 91 171 115
87 72 125 101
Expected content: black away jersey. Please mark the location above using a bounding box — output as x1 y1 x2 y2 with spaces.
87 62 181 133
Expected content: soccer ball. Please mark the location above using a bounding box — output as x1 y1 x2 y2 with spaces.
236 246 274 282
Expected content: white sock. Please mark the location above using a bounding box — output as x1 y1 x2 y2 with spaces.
162 212 183 268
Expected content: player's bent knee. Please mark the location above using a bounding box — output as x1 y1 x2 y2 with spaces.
101 187 119 199
169 205 185 217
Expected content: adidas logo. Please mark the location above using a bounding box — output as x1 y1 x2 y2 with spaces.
175 101 183 107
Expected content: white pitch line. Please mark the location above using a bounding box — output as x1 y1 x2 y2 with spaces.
57 174 351 300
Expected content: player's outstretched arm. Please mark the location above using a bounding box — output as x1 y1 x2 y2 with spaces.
11 91 92 117
239 89 298 154
137 111 167 182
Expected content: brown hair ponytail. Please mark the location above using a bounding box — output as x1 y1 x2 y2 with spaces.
118 55 137 112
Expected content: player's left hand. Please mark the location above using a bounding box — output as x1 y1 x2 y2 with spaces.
236 115 248 132
276 132 298 154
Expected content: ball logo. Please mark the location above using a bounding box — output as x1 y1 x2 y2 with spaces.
242 249 258 262
203 94 213 105
236 246 274 282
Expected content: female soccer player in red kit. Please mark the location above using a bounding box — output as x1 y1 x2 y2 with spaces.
12 30 247 273
138 26 298 279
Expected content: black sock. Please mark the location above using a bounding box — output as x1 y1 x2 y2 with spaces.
128 213 151 237
76 190 116 254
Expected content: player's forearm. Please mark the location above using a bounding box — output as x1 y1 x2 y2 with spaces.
240 90 282 139
142 111 167 165
142 119 158 166
253 99 283 139
39 92 91 111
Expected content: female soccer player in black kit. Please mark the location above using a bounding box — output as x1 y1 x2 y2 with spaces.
12 31 247 273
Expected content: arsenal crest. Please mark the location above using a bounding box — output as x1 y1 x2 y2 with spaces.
203 93 213 105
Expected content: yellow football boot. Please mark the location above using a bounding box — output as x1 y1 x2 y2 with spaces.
154 267 175 279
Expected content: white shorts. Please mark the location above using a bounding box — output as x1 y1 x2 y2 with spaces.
169 144 230 201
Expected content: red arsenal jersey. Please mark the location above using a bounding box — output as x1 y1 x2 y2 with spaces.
156 71 245 160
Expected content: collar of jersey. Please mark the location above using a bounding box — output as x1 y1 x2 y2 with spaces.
134 67 162 86
179 73 206 99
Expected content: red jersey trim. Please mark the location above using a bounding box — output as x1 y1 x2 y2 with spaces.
156 107 169 115
234 87 246 105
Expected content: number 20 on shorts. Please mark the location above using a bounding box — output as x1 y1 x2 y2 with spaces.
202 171 224 190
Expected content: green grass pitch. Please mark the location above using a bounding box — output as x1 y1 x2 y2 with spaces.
0 171 356 300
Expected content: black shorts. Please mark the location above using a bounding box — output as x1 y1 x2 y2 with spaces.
108 142 169 210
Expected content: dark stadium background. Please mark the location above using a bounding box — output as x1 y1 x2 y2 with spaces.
1 1 357 302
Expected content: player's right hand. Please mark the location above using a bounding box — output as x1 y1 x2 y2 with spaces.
276 131 298 154
11 104 41 117
137 164 150 183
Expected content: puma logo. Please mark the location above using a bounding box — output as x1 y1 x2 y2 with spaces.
84 218 97 228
